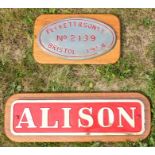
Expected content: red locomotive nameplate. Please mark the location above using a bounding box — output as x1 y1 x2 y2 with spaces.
5 93 150 142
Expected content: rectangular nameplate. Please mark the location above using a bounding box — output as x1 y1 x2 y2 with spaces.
33 14 120 64
5 93 150 142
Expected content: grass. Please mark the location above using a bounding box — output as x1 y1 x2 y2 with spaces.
97 54 136 81
0 8 155 146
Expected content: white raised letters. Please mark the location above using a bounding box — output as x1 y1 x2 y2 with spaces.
16 108 37 128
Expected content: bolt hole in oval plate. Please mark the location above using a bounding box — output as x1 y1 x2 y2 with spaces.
33 14 120 64
5 93 150 142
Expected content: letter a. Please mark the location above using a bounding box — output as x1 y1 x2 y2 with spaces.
16 108 37 128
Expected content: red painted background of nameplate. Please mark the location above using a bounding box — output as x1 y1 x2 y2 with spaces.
12 100 143 134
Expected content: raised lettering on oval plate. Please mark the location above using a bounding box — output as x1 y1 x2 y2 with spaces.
38 18 116 60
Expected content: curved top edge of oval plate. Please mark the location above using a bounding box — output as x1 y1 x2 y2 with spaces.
38 17 117 60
